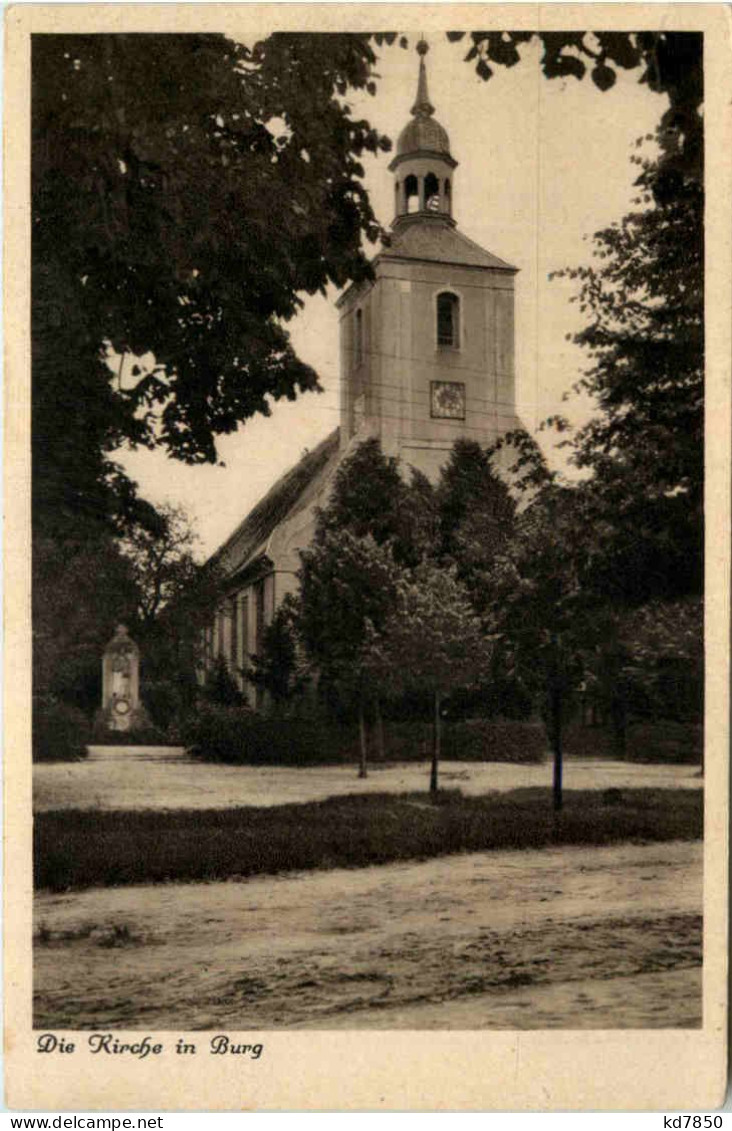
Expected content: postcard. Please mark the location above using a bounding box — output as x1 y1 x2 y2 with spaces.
5 2 729 1111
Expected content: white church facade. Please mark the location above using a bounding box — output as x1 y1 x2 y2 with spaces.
202 42 522 702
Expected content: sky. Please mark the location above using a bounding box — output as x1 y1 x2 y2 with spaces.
116 33 663 557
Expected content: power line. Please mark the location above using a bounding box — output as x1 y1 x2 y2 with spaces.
340 338 519 383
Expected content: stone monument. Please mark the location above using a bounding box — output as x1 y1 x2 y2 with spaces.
101 624 141 732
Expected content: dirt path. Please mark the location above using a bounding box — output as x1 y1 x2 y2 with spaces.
34 752 702 813
34 840 701 1030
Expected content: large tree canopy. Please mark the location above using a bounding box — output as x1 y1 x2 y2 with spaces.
33 32 390 531
549 142 703 603
561 151 703 501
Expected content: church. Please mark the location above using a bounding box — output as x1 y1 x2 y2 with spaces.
202 42 523 702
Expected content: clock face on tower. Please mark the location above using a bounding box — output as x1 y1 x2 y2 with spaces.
430 380 466 420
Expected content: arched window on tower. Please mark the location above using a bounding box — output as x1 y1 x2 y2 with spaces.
425 172 440 212
436 292 460 348
405 174 419 213
444 180 451 213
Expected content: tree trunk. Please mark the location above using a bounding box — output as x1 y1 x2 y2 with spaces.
550 678 563 812
610 689 627 758
430 689 441 795
375 697 385 762
548 634 563 812
358 698 368 779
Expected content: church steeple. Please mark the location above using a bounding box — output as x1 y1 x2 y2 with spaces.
389 40 458 226
411 39 435 117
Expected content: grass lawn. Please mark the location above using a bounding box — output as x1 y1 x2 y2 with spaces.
34 786 703 892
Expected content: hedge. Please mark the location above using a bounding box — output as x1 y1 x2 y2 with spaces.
33 698 89 762
183 704 547 766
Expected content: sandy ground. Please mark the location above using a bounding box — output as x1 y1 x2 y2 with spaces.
34 840 702 1030
34 747 703 812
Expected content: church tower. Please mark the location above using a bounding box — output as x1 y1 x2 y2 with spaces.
204 43 525 700
337 40 520 481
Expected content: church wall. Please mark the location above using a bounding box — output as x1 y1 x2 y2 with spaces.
494 288 515 414
273 570 299 608
220 602 233 664
263 574 276 637
233 592 247 687
339 295 353 446
370 259 516 478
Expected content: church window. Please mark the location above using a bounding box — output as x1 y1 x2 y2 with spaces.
405 174 418 213
425 172 440 211
437 292 460 348
355 308 363 366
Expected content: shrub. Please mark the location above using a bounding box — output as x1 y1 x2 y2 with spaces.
560 720 703 764
183 703 355 765
201 655 244 707
143 677 192 731
623 720 703 765
33 697 90 762
389 719 547 764
182 705 545 766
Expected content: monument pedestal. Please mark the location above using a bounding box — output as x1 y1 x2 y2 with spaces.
99 624 148 733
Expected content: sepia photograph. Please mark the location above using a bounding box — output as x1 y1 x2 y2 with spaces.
6 3 729 1112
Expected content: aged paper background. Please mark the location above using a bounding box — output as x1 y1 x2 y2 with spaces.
5 2 730 1111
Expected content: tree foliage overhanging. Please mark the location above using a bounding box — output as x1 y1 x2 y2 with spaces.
561 152 703 501
448 31 702 188
33 32 391 534
546 138 704 606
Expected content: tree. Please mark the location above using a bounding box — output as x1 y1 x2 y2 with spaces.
460 36 703 602
33 33 392 533
436 439 516 614
553 144 702 598
479 449 703 803
559 147 702 493
599 597 703 730
435 31 705 790
201 653 245 708
364 564 493 793
247 596 309 709
111 502 229 727
297 438 439 770
32 534 141 715
142 556 228 727
480 475 591 809
315 437 437 567
297 529 405 777
117 503 200 627
479 136 703 778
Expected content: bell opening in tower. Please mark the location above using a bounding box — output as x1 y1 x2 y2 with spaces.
405 174 419 214
425 172 440 211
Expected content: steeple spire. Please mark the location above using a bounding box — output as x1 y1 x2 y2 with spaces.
411 39 435 118
390 38 457 225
